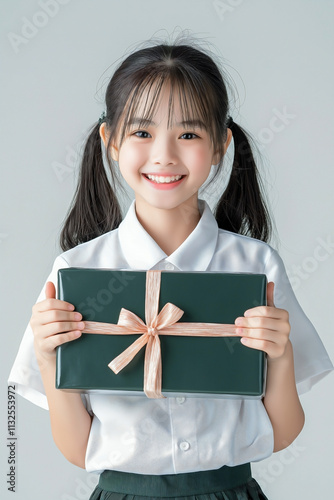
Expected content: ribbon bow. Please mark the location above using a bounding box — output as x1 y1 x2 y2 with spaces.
83 270 237 398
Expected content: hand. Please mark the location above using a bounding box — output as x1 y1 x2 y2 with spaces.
30 281 85 368
234 282 291 360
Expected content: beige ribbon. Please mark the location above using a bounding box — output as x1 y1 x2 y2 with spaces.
83 270 237 398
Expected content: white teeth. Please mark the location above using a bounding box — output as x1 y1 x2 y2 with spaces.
146 174 183 184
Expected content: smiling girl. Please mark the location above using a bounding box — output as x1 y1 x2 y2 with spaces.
9 40 333 499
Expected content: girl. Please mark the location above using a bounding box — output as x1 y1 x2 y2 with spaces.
9 40 333 499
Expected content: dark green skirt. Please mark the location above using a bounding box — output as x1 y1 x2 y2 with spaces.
89 463 268 499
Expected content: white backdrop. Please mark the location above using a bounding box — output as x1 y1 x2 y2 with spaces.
1 1 333 499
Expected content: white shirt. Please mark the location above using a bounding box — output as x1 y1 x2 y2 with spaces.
8 200 333 475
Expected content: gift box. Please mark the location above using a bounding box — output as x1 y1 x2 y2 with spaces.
56 268 267 398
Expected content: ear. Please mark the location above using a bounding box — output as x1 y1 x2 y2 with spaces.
224 128 233 154
212 128 233 165
99 122 108 147
99 123 119 161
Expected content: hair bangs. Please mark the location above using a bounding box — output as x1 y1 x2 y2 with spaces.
117 73 167 145
116 67 219 151
173 71 218 147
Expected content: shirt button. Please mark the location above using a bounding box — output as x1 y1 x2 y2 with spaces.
164 263 174 270
180 441 190 451
176 397 186 404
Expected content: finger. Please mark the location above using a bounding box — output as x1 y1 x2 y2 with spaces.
266 281 275 308
45 281 56 300
240 337 287 359
38 309 83 326
39 320 86 339
235 326 290 341
43 330 83 351
235 316 280 331
240 306 288 320
34 282 76 313
33 299 75 314
35 281 75 312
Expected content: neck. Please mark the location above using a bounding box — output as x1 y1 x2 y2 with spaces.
135 197 201 256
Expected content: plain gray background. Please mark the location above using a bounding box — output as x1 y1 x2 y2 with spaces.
1 0 333 499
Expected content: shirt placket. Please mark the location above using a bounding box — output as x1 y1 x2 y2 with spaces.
169 397 199 473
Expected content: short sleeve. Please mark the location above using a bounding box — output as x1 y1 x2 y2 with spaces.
264 248 333 394
7 255 92 415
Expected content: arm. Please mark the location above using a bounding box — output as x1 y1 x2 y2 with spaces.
235 282 305 452
38 359 92 467
31 282 91 468
262 340 304 451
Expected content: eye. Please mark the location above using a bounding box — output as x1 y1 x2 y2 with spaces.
180 132 199 140
133 130 151 138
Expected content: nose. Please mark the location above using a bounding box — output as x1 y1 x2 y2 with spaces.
150 134 178 167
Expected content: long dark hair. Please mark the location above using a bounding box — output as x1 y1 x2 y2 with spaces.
60 42 272 251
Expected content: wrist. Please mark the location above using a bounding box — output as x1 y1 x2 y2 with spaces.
267 339 293 367
36 354 57 376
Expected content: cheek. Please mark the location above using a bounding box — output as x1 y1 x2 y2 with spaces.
187 143 212 162
185 145 213 177
118 144 146 174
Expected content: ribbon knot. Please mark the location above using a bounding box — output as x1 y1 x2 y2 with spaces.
148 327 158 337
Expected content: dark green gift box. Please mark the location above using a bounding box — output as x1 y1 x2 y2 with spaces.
56 268 267 398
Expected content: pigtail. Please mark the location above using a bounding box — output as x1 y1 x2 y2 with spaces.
215 120 272 243
59 122 122 251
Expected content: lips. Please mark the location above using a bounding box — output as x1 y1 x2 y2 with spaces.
142 173 186 190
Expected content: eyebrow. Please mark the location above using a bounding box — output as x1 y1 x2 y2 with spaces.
127 118 207 129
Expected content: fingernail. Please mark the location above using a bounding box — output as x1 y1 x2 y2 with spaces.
77 322 85 329
235 318 243 325
74 312 82 320
244 310 250 317
68 304 75 310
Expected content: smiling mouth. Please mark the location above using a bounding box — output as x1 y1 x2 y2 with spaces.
144 174 185 184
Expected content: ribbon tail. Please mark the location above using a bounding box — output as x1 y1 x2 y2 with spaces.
108 334 148 374
144 335 165 399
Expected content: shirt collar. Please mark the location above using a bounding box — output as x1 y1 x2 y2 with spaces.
118 199 219 271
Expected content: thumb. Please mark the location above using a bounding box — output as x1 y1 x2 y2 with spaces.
45 281 56 300
267 281 275 307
